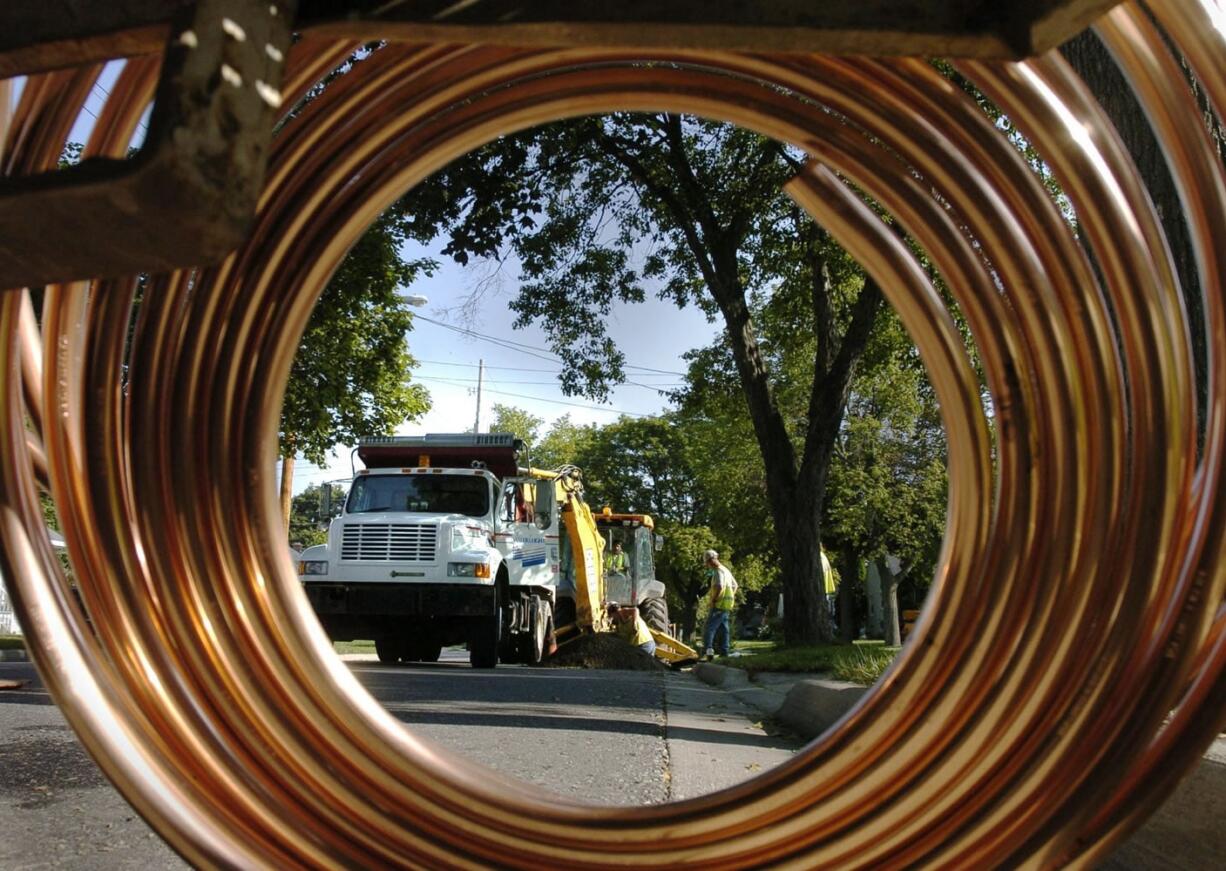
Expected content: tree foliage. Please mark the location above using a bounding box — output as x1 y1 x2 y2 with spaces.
532 414 595 471
289 483 345 548
486 403 544 451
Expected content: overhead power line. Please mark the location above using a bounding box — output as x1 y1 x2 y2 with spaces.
416 358 560 373
414 375 648 417
415 358 678 378
415 374 681 390
412 314 563 364
411 314 685 376
92 75 149 137
482 387 648 417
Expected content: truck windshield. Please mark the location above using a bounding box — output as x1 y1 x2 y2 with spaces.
346 474 489 517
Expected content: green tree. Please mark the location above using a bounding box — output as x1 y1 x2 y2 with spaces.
821 317 947 643
564 414 701 524
411 114 886 643
289 483 345 549
672 274 949 643
486 403 544 450
533 414 595 470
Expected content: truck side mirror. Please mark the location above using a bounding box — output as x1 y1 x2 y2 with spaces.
319 485 332 521
654 534 664 552
533 482 554 530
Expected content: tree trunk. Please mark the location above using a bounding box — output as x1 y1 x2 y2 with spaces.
279 454 295 530
882 564 901 647
778 507 833 645
837 548 859 643
678 578 704 644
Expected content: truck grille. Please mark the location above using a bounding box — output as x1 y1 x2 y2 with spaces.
340 524 437 562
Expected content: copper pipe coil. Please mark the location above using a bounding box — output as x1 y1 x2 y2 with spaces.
1 0 1224 867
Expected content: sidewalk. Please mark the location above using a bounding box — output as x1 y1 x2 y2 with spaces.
692 662 1225 870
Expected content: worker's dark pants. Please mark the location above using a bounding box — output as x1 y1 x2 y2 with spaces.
704 609 731 655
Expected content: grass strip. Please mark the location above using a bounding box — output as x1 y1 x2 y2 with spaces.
333 640 376 655
719 642 899 685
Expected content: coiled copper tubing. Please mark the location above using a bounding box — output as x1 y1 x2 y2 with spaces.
0 0 1223 867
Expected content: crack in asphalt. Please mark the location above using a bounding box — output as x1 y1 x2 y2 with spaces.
658 670 673 802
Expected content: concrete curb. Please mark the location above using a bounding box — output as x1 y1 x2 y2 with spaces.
0 649 29 662
776 679 868 739
693 663 869 739
726 685 789 717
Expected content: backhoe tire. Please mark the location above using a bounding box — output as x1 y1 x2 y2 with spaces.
375 637 403 665
470 610 500 669
639 597 670 634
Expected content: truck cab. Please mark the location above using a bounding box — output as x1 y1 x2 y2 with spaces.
299 433 560 668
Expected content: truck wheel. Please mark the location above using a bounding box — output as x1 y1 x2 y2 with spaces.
469 610 500 669
375 637 403 665
498 627 517 664
419 641 442 663
639 597 670 634
517 599 549 665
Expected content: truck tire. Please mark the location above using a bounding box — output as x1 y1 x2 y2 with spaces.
470 610 500 669
639 597 670 634
375 637 403 665
419 641 442 663
517 598 549 665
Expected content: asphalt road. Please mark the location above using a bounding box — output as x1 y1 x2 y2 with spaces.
0 651 799 869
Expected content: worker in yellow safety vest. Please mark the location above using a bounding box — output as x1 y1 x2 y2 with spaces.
604 540 628 573
821 548 837 632
608 603 656 655
702 549 738 660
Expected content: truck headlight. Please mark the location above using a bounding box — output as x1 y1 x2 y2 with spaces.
299 560 329 576
448 562 490 578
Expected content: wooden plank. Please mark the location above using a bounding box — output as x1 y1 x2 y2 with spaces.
1026 0 1130 53
0 1 186 75
298 0 1125 60
0 1 1127 74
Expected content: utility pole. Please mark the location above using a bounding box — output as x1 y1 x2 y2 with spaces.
473 358 484 433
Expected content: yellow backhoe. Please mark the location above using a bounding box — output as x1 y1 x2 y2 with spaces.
536 467 698 665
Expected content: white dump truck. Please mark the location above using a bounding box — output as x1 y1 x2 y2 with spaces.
298 433 563 668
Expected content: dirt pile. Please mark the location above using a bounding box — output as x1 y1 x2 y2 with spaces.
541 633 667 671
